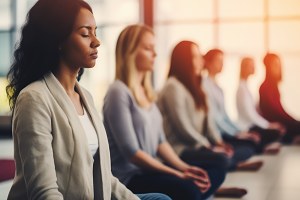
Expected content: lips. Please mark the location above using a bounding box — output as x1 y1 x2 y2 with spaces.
90 51 98 59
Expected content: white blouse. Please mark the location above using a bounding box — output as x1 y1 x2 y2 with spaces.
79 107 99 157
236 80 270 130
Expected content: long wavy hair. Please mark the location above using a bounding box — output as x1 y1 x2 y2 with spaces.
169 41 208 112
6 0 92 110
115 24 156 107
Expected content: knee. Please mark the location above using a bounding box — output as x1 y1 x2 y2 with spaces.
209 168 226 187
176 180 202 200
216 154 231 170
137 193 172 200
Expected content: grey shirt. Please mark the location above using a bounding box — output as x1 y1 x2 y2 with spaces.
157 77 222 155
103 80 166 185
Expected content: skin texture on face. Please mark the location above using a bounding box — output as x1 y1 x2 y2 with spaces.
191 44 204 76
135 31 156 72
60 8 100 70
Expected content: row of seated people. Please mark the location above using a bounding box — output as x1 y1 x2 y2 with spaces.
102 27 300 199
6 0 300 199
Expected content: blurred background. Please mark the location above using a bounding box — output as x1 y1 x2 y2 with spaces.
1 0 300 126
1 1 300 199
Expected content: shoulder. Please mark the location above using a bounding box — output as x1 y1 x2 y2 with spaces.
17 79 49 105
162 77 187 94
106 80 131 98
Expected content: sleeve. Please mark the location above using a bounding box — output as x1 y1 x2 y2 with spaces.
110 175 140 200
158 122 167 144
103 85 140 160
237 84 269 129
203 81 240 136
206 112 223 144
13 91 63 200
159 82 210 147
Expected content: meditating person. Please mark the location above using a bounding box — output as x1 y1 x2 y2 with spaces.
259 53 300 144
236 57 283 153
103 25 225 200
6 1 169 199
202 49 264 163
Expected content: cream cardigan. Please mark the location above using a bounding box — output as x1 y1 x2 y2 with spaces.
8 73 138 200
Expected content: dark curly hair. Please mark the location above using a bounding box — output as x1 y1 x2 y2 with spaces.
6 0 92 110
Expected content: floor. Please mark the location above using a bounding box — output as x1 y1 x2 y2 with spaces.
1 138 300 200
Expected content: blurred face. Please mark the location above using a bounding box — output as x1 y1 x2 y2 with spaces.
207 53 223 75
191 44 204 76
243 59 255 77
270 57 282 81
135 31 156 72
60 8 100 69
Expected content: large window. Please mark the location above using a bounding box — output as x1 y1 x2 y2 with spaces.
1 0 300 119
154 0 300 120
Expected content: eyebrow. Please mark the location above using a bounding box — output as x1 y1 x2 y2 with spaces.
77 26 97 31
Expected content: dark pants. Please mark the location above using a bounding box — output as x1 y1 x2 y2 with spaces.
136 193 172 200
222 134 256 166
180 147 231 170
281 121 300 144
127 167 225 200
250 126 281 152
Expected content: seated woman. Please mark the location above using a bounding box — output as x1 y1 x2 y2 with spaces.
202 49 265 159
259 53 300 144
237 57 283 153
158 41 265 197
103 25 225 200
6 1 169 200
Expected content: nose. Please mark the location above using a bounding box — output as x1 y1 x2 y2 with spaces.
153 50 157 57
92 36 100 48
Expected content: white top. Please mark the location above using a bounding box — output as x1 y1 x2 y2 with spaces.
236 80 269 130
203 76 241 135
79 107 99 157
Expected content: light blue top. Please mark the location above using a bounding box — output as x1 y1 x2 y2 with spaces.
103 80 166 184
202 76 240 136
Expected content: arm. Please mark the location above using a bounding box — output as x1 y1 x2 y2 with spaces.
237 84 269 129
110 176 139 200
131 149 184 177
157 142 190 171
103 86 141 160
13 91 63 200
103 84 183 177
159 82 210 147
206 94 240 136
157 142 211 193
206 112 223 145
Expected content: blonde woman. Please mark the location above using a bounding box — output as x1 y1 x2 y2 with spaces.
103 25 225 200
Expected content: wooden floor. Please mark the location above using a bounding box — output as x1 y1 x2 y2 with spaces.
1 139 300 200
215 145 300 200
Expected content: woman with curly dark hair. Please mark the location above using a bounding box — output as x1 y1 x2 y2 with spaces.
6 0 170 199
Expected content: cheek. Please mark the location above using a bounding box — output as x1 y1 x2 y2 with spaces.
135 51 152 70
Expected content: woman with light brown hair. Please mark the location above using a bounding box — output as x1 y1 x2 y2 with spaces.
103 25 225 200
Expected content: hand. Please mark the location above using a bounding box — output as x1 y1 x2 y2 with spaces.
269 122 286 136
212 145 233 158
184 166 211 193
237 132 261 144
